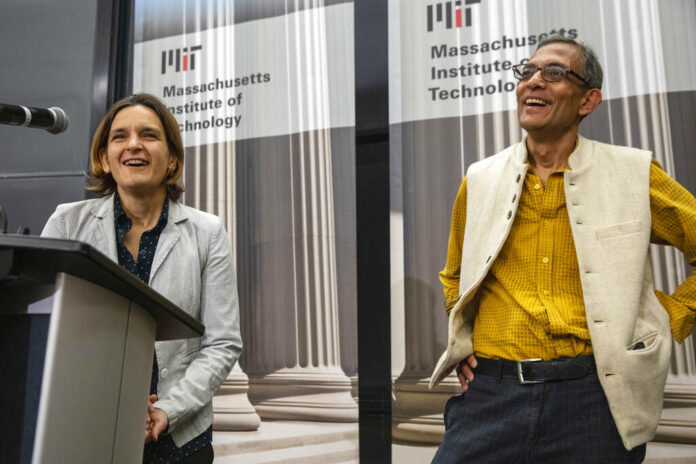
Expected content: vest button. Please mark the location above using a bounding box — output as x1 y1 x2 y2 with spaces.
161 368 169 379
516 174 521 182
507 210 512 219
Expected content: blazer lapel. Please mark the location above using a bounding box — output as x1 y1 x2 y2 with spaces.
150 199 187 281
91 195 118 261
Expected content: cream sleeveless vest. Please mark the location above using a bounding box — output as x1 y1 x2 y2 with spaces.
430 136 672 450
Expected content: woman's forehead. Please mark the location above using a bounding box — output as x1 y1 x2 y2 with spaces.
111 105 164 131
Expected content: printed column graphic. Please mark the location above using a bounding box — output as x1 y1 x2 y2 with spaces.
237 129 357 422
134 3 358 428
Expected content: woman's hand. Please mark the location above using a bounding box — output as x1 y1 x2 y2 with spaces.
144 394 168 443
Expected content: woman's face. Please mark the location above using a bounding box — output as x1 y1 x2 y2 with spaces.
100 105 174 198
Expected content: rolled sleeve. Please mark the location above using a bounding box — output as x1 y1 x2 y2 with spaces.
440 177 467 314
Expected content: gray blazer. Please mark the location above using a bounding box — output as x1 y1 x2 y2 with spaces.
42 194 242 446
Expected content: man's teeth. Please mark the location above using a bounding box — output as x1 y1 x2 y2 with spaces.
526 98 548 106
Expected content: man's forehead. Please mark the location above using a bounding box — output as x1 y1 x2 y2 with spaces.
529 43 581 67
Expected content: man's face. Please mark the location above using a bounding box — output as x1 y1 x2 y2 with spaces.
516 43 590 139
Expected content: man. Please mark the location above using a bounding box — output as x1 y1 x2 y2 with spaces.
431 36 696 463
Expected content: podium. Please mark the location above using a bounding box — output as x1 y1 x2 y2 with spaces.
0 236 204 464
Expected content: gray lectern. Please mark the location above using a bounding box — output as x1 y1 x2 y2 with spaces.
0 236 204 464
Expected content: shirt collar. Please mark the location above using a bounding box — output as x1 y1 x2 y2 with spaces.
524 137 578 173
113 192 169 237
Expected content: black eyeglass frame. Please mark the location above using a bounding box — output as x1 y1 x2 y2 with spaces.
512 63 591 88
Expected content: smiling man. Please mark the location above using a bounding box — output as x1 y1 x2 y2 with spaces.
431 37 696 463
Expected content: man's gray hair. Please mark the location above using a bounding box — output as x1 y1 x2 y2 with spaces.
536 36 603 90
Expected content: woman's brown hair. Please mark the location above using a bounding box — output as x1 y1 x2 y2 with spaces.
87 93 184 201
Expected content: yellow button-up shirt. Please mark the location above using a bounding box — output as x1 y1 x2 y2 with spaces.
440 160 696 360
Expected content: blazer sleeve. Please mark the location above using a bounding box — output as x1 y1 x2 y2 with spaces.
41 206 67 238
154 218 242 431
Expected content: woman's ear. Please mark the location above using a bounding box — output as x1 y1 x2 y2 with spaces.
99 148 111 174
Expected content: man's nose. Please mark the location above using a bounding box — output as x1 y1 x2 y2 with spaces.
526 68 546 88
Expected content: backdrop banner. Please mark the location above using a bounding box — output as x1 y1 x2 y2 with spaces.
133 0 359 434
134 2 354 146
389 0 696 445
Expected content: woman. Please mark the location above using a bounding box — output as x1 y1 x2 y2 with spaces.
42 93 241 463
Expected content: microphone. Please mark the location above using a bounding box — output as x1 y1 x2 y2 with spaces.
0 103 69 134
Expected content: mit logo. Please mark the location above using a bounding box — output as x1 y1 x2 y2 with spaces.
161 45 203 74
427 0 481 32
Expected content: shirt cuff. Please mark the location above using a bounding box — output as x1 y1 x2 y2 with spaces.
444 291 459 314
655 290 696 343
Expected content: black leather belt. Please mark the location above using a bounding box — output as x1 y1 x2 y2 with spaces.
474 355 596 384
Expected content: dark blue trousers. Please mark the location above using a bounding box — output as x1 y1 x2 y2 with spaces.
432 371 646 463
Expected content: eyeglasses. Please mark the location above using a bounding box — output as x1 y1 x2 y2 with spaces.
512 63 590 88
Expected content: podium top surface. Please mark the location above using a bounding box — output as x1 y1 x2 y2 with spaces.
0 235 204 340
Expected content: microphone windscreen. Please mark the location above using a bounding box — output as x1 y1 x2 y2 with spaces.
47 107 69 134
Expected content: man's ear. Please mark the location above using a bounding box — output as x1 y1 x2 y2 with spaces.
99 148 111 174
579 88 602 118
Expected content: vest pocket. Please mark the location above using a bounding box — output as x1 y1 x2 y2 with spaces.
594 220 642 240
625 331 658 353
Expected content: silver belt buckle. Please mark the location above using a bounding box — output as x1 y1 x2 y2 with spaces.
517 358 544 384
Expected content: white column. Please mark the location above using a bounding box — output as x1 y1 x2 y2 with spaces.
213 363 261 431
658 336 696 444
390 115 470 444
390 254 461 443
184 142 262 432
393 373 461 444
391 278 461 443
651 245 696 445
238 129 357 422
643 91 696 446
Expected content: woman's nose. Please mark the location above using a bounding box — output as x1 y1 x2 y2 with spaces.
126 135 142 150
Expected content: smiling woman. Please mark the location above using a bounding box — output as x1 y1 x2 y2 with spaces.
41 93 241 464
88 93 184 203
98 105 174 199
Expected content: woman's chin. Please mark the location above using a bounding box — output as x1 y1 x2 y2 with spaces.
116 183 167 198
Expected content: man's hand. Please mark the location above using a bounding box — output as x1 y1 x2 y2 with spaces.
144 394 168 443
457 354 477 391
